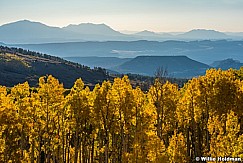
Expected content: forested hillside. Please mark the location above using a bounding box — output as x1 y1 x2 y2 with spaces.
0 46 110 88
1 68 243 162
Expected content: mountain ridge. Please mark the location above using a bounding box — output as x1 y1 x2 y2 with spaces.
113 55 210 78
0 20 133 43
211 58 243 70
63 23 124 36
0 46 110 88
177 29 229 40
0 20 242 44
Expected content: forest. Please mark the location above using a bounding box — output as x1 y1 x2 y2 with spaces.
1 68 243 163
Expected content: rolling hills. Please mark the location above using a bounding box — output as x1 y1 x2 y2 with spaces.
0 46 110 88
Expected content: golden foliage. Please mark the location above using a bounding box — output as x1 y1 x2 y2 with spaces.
1 69 243 162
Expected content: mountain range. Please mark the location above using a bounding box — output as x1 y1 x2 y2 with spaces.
1 20 243 80
0 20 133 44
0 20 243 44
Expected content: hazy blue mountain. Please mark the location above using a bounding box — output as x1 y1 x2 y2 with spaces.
64 56 132 69
133 30 242 41
62 23 136 41
158 32 174 38
113 56 210 78
63 23 123 36
133 30 173 41
0 20 135 43
0 20 81 44
15 40 243 64
135 30 161 37
211 58 243 70
177 29 229 40
0 20 242 44
135 30 172 37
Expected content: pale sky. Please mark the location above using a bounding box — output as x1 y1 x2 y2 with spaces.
1 0 243 32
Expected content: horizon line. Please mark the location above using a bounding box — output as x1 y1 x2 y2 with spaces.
1 19 243 33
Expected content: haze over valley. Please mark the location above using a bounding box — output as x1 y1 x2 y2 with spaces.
0 19 243 78
1 0 243 79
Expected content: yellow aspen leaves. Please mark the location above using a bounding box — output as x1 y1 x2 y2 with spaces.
0 69 243 162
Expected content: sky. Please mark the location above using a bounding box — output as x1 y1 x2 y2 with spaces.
1 0 243 32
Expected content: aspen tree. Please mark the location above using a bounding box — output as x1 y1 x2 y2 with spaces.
167 132 188 163
66 78 92 163
148 80 179 147
38 75 65 162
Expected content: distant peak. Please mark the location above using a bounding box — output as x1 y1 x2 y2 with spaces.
15 19 39 24
18 19 31 23
1 19 46 27
65 22 109 27
142 30 152 32
179 28 228 39
188 29 221 33
79 22 106 26
61 22 121 35
135 30 160 36
139 30 156 33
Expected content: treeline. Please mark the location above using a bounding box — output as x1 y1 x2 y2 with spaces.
0 46 67 63
0 46 110 88
0 46 108 74
1 69 243 162
121 73 188 91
